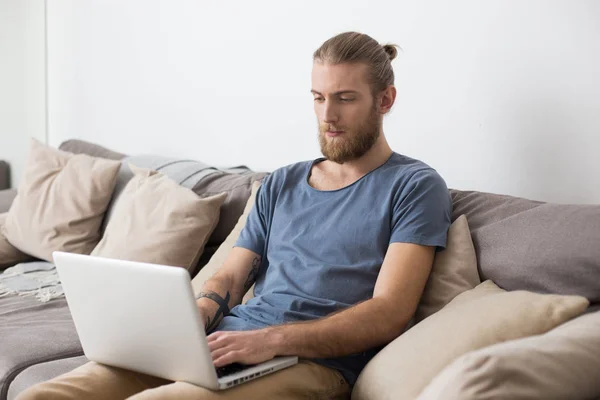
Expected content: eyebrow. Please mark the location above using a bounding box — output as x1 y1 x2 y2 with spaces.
311 90 360 96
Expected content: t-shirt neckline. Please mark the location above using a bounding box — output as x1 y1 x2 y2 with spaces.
304 152 396 193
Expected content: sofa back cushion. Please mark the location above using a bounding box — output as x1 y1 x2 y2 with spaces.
0 160 9 190
192 171 268 247
450 189 600 308
0 189 17 214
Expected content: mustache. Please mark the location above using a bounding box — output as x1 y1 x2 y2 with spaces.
319 124 346 132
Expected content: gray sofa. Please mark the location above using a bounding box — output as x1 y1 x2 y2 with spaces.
1 140 599 399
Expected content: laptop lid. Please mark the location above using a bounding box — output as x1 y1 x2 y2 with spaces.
53 251 221 390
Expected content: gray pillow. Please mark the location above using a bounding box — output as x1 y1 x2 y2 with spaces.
192 171 268 247
58 139 127 160
450 189 600 309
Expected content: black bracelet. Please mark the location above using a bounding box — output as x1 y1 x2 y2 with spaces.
196 291 231 316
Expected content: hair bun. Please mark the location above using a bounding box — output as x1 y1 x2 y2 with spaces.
382 44 398 61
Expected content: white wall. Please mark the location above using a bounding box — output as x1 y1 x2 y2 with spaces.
46 0 600 204
0 0 46 187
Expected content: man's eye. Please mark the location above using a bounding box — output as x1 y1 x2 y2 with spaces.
340 98 355 102
314 98 325 102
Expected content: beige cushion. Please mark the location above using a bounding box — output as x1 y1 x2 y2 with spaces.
352 280 589 400
2 139 121 262
415 215 479 322
0 213 32 269
91 165 227 271
192 180 261 301
417 310 600 400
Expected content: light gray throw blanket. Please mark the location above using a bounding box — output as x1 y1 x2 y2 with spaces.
0 262 63 302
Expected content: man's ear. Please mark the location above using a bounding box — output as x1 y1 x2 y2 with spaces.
378 86 397 114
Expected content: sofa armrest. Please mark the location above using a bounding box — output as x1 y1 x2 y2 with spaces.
0 189 17 213
0 160 9 190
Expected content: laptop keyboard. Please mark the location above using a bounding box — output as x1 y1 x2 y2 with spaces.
216 363 255 378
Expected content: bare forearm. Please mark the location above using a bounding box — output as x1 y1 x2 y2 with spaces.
196 250 262 332
196 274 235 332
267 298 412 358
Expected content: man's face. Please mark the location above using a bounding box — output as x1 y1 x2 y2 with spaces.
311 62 382 164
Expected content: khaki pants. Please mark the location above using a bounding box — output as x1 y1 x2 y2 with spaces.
16 360 350 400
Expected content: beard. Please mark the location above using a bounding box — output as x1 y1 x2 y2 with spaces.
317 107 381 164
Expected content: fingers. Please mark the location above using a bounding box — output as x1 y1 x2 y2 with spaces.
208 334 229 352
206 331 270 367
208 332 238 365
207 331 241 344
209 339 231 356
213 350 241 368
211 347 233 363
206 331 225 342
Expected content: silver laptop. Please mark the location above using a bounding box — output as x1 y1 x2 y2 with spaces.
52 251 297 390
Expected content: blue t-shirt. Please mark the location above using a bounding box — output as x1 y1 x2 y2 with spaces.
217 152 452 385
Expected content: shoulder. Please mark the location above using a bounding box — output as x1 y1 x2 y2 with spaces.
383 153 447 190
258 159 315 199
262 160 313 186
384 153 450 206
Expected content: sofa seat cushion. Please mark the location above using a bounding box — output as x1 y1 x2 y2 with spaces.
0 294 82 400
7 355 88 400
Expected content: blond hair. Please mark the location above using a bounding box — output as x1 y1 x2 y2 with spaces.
313 32 399 94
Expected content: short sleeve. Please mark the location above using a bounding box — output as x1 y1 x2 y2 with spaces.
390 169 452 249
233 174 273 256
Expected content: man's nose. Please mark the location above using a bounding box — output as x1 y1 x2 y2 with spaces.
323 101 338 124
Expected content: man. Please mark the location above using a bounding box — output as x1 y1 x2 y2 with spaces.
19 31 451 400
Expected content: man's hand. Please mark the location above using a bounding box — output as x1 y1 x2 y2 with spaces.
207 329 278 367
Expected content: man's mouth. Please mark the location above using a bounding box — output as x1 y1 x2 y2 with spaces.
326 130 344 137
